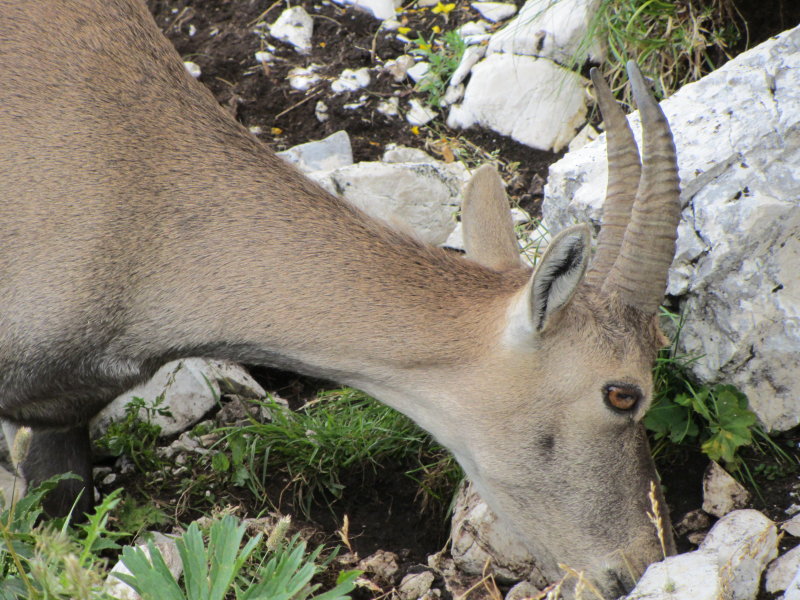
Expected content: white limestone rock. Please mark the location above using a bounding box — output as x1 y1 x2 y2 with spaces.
786 566 800 600
766 545 800 594
471 2 517 23
406 98 437 126
397 571 436 600
449 482 546 585
287 64 322 91
626 510 778 600
310 161 464 245
406 61 431 83
383 55 415 82
702 460 751 518
377 96 400 116
183 61 201 78
542 26 800 431
784 514 800 537
278 130 353 173
449 45 486 87
91 359 266 441
270 6 314 55
331 0 402 20
331 67 371 93
487 0 603 65
447 54 587 152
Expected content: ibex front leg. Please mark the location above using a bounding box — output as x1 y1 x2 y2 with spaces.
3 421 93 518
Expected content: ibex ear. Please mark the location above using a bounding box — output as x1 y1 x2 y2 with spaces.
462 164 523 271
528 225 591 332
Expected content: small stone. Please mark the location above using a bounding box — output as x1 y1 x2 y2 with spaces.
315 100 329 122
357 550 400 584
101 473 117 486
270 6 314 55
377 97 400 116
254 51 273 63
287 65 322 91
397 571 435 600
384 55 415 82
248 125 263 135
457 20 489 37
675 509 712 536
505 581 541 600
106 532 181 600
441 84 464 106
405 98 437 126
784 514 800 537
450 45 486 87
407 61 431 83
278 130 354 173
702 461 751 517
183 61 201 78
567 123 599 152
331 67 371 93
766 544 800 594
470 1 517 22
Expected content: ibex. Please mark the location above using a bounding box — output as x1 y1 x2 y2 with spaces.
1 0 681 596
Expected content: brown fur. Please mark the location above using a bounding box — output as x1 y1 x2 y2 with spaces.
0 2 680 597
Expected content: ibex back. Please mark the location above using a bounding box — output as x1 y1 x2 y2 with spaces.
0 1 681 596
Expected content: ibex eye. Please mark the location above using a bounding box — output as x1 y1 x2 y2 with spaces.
604 385 641 412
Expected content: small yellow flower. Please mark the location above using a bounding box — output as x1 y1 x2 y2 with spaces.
411 125 420 135
432 25 441 33
418 43 431 51
319 41 326 47
398 26 412 34
271 127 283 135
432 2 456 15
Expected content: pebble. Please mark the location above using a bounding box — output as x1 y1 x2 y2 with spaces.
183 61 201 78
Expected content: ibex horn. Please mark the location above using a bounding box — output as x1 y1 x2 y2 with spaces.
585 67 642 287
601 61 681 314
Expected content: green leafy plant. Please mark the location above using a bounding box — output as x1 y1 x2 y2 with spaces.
410 29 466 107
645 309 794 480
117 514 359 600
211 389 461 516
0 480 126 600
97 393 172 471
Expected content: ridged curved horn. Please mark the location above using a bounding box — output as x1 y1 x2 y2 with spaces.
602 61 681 314
585 67 642 287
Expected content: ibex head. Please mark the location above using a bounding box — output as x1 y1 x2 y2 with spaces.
456 62 680 597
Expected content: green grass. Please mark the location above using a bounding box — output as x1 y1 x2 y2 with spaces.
409 28 467 108
580 0 742 107
209 388 461 517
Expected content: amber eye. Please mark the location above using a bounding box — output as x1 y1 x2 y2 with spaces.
604 385 642 412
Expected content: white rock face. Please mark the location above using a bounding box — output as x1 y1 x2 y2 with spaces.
311 161 465 245
278 130 354 173
766 544 800 594
487 0 603 65
450 45 486 87
449 483 545 585
543 26 800 431
702 460 751 518
447 54 587 152
269 6 314 55
626 510 778 600
91 359 266 441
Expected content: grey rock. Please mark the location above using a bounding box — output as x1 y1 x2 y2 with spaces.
702 461 751 518
278 130 354 173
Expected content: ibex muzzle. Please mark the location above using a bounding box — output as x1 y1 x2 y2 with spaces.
0 1 680 596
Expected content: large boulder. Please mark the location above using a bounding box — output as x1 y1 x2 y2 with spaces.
543 26 800 431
